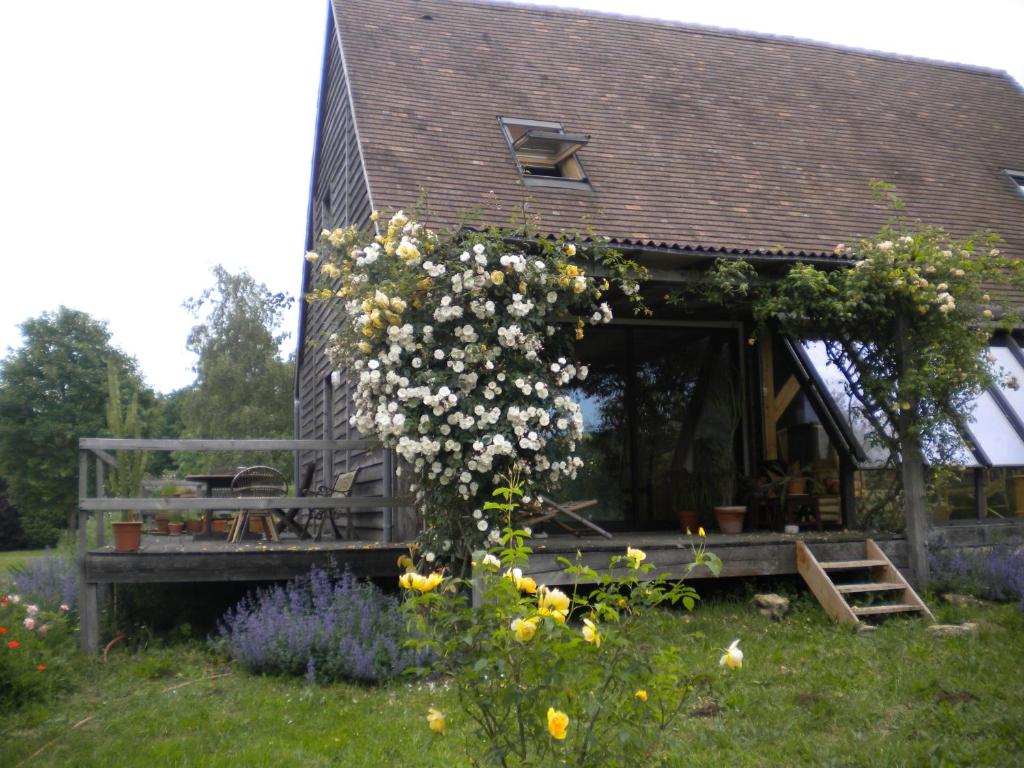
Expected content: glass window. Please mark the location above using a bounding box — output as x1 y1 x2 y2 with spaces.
566 325 743 528
963 390 1024 466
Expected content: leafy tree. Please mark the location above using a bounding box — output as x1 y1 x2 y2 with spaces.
0 478 27 551
178 266 295 477
0 307 150 547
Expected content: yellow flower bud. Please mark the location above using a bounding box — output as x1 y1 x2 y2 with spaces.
427 708 445 734
634 689 648 702
547 708 569 740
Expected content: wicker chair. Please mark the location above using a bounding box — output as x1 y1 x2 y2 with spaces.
227 466 287 543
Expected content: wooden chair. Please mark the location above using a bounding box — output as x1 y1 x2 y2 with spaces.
522 496 613 539
227 466 287 543
304 467 361 541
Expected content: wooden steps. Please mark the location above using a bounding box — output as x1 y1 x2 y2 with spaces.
796 539 934 626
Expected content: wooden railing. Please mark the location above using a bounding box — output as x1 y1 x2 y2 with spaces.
77 437 408 556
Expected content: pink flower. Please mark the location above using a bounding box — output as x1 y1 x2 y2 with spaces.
26 604 39 617
59 604 70 613
38 624 49 636
23 617 36 631
10 595 20 604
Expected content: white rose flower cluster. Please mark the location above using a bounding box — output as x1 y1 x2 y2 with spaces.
312 212 644 557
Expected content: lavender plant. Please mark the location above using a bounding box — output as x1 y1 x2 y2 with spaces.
930 546 1024 610
217 565 416 683
10 550 78 615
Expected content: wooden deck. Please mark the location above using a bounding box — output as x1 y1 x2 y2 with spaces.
84 529 909 585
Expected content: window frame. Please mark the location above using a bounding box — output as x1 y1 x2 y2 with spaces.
498 116 593 190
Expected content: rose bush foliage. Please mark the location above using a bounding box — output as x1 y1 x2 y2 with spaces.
400 475 726 767
308 212 646 563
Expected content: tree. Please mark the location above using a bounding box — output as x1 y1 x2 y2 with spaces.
692 188 1024 584
0 307 151 547
106 363 147 505
178 266 295 476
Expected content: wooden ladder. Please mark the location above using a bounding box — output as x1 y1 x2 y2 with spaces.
796 539 935 625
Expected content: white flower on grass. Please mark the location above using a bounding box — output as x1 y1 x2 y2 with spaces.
719 639 743 670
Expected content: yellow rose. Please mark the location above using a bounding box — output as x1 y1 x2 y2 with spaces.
547 707 569 740
304 251 318 263
399 572 415 590
414 572 444 593
321 263 341 279
369 210 380 222
565 243 577 257
634 689 648 702
396 240 420 261
357 341 372 354
719 639 743 670
505 568 538 595
427 707 445 734
490 270 505 285
581 618 601 647
511 616 539 643
539 587 570 623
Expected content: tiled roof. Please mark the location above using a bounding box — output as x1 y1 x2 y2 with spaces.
333 0 1024 265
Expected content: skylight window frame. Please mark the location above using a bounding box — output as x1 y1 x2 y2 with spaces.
1006 169 1024 197
498 116 593 190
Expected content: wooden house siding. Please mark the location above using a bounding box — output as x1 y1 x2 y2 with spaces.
296 14 397 540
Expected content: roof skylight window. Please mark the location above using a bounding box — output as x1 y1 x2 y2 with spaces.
1007 169 1024 196
499 117 591 189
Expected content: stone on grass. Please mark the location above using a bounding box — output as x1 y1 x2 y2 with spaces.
926 622 978 638
855 623 878 635
941 593 985 608
753 593 790 620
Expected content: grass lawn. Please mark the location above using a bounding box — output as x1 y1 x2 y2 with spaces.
3 596 1024 766
0 549 46 574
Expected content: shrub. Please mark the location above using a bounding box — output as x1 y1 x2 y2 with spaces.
0 592 75 709
0 478 26 551
930 546 1024 609
10 549 78 615
402 473 731 767
217 565 416 683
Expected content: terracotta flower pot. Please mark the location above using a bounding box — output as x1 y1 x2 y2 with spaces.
787 478 808 496
167 522 184 535
112 521 143 552
185 519 204 534
155 516 170 534
211 519 228 534
714 506 747 534
677 510 700 533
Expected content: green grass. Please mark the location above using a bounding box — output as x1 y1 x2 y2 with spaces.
0 549 46 574
3 597 1024 766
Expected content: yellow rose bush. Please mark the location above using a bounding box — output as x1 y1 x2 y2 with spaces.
308 212 647 567
401 471 724 767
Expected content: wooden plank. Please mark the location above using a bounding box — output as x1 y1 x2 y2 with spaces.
79 438 380 451
80 496 411 511
796 541 860 625
817 559 888 570
852 604 924 616
836 582 905 594
90 447 119 467
865 539 934 622
95 456 105 549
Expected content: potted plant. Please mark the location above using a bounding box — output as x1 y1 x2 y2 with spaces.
166 512 185 535
106 365 148 552
672 470 701 533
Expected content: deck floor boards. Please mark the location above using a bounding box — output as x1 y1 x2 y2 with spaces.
83 529 908 585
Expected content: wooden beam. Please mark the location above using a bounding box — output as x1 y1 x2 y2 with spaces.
795 541 860 625
760 338 777 460
79 495 413 512
90 448 119 467
79 438 381 452
773 375 801 419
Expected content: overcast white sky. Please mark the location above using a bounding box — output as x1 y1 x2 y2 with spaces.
1 0 1022 394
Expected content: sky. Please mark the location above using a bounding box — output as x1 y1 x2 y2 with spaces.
1 0 1022 395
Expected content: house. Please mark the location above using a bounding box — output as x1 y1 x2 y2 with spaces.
295 0 1024 541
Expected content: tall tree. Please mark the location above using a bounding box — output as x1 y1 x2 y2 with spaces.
179 266 295 476
0 307 150 546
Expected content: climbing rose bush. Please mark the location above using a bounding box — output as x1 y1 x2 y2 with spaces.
308 212 646 562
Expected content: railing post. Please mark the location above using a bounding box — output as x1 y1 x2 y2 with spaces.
382 448 394 543
95 454 105 548
78 449 100 654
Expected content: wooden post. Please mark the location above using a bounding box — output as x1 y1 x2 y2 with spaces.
839 454 857 530
895 313 930 587
974 468 986 520
95 454 105 548
77 451 100 654
760 338 777 460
